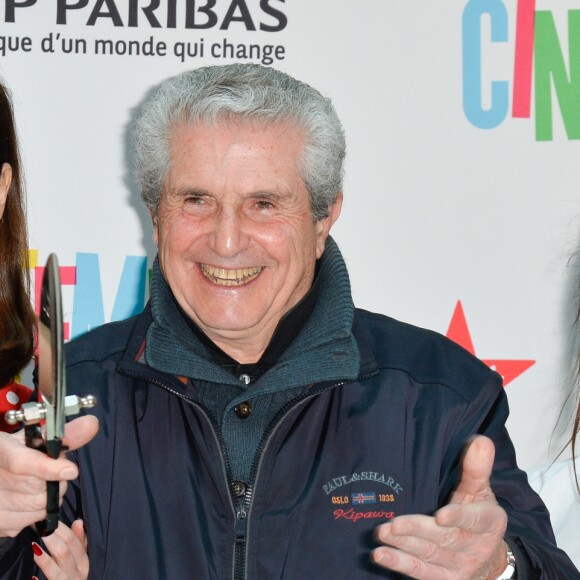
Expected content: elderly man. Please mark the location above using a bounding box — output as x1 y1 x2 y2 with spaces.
0 64 578 579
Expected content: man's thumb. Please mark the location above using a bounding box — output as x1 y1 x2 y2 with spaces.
454 435 495 502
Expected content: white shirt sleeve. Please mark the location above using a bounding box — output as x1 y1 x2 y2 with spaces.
527 458 580 570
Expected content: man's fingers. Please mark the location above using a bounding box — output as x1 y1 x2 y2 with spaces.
63 415 99 452
375 509 505 551
373 522 452 580
376 519 453 557
436 501 508 536
377 515 437 542
372 543 434 579
453 435 495 502
376 515 472 549
373 509 508 579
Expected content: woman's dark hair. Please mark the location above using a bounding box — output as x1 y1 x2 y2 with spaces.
560 270 580 490
0 81 35 387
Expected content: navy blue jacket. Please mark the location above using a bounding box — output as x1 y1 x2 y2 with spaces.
2 305 578 579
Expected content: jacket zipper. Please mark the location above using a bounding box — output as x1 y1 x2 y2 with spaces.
116 367 242 572
238 374 376 579
118 364 378 579
233 484 252 580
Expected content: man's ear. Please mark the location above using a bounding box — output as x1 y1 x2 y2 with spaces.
0 163 13 219
150 208 159 245
315 192 343 259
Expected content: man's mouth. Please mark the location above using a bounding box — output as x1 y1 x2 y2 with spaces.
200 264 262 286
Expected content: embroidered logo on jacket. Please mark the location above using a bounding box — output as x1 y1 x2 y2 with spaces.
323 471 403 495
324 471 403 523
352 492 376 505
334 508 395 522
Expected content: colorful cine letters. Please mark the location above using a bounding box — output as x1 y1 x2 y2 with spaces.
462 0 580 140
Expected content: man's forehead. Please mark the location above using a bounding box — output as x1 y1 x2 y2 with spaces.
169 117 304 143
167 120 304 174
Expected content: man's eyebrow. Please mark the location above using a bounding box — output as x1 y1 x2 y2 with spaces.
167 188 290 202
171 187 210 198
249 191 290 202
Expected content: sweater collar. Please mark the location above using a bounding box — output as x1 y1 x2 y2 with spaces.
174 261 321 381
145 237 360 391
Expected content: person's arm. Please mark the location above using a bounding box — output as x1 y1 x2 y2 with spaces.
372 378 580 578
488 415 579 577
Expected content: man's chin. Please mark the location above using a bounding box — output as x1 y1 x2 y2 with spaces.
194 311 267 336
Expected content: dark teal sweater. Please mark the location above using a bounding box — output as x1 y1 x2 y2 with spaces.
145 237 360 483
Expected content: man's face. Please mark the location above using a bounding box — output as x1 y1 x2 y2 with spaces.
153 121 341 360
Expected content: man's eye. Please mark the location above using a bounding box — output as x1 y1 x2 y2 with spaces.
186 196 205 205
255 200 274 210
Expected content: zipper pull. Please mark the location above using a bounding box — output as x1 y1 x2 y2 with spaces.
235 506 247 543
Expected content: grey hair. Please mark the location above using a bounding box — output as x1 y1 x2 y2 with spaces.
134 63 345 220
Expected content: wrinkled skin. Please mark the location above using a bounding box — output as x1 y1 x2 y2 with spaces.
372 435 509 579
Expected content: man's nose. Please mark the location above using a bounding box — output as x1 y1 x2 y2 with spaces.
211 206 249 257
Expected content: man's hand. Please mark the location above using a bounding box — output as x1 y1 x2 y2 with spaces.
371 435 509 580
32 520 89 580
0 415 99 538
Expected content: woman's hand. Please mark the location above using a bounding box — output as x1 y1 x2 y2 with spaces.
32 520 89 580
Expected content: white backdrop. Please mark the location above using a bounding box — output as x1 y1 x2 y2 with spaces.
1 0 579 476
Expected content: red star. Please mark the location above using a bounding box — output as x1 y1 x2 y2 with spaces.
445 301 535 387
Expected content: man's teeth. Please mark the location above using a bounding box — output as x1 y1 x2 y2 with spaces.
201 265 262 286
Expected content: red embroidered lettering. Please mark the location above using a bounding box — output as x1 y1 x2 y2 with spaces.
333 508 395 522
